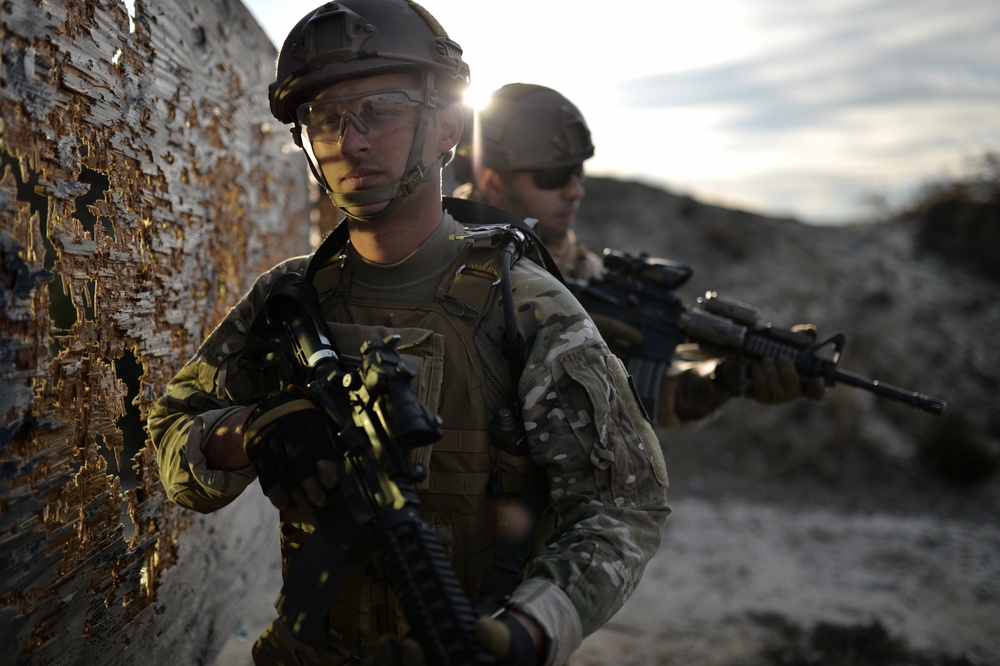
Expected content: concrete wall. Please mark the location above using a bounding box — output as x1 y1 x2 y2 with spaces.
1 1 311 662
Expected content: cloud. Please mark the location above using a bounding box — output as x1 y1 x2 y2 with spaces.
617 0 1000 134
245 0 999 223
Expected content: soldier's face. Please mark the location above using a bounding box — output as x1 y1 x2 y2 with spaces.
303 72 459 219
503 168 585 243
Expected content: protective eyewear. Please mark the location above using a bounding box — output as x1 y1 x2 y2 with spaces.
525 163 585 190
297 88 424 146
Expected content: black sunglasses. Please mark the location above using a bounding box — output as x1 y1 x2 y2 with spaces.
526 164 585 190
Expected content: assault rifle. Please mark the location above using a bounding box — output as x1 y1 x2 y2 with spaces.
239 272 493 665
569 250 947 421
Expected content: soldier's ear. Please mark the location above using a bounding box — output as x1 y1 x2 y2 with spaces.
435 103 465 153
477 168 507 206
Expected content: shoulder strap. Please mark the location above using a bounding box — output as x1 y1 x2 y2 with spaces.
444 200 557 612
443 197 566 285
304 220 351 285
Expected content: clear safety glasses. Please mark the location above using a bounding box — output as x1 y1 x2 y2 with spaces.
297 88 424 147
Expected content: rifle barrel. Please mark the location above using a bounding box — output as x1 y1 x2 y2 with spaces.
830 368 946 414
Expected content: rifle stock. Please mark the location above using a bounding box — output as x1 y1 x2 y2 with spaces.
571 251 947 417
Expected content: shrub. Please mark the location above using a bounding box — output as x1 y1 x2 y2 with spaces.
911 152 1000 282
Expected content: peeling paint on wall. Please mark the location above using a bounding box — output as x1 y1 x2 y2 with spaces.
1 0 310 663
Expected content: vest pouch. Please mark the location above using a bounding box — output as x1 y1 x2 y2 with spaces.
324 321 446 488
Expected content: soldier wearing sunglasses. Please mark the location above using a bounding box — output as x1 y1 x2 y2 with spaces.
453 83 604 283
454 84 825 430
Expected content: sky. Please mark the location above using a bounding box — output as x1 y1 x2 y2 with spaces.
241 0 1000 225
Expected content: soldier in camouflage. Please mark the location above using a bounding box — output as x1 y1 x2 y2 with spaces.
453 83 826 430
147 2 669 665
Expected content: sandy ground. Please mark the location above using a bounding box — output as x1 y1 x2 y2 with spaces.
212 497 998 665
570 497 999 665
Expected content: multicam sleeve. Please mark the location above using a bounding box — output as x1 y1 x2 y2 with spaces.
147 256 311 514
506 263 671 666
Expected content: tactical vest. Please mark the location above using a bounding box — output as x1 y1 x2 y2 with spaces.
288 201 560 650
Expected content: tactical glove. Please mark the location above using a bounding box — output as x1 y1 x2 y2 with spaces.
364 613 539 666
712 323 827 404
713 356 804 404
473 613 539 666
672 368 731 421
243 385 340 511
591 313 644 358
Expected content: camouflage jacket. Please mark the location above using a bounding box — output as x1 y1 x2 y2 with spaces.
450 182 603 283
450 183 720 429
546 229 604 284
148 209 670 666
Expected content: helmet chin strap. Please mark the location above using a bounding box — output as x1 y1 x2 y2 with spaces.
327 151 449 221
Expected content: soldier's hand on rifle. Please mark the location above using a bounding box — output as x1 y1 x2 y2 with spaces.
713 324 827 404
714 356 804 404
364 612 542 666
474 612 543 665
243 385 340 511
591 312 644 358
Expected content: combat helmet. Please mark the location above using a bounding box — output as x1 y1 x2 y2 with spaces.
268 0 470 219
476 84 594 172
